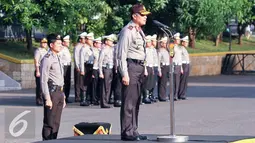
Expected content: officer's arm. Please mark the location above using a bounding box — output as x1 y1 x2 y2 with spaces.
80 48 84 73
74 46 80 69
34 49 40 72
98 49 105 75
40 57 51 101
118 28 132 77
157 52 161 73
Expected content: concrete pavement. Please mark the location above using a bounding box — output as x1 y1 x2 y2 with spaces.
0 75 254 143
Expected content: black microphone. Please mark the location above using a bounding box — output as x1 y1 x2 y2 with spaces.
153 20 169 28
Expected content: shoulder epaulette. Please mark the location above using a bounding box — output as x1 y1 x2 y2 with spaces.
44 53 50 58
128 26 133 30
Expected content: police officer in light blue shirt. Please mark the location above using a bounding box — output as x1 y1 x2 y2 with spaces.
79 32 94 106
98 35 115 108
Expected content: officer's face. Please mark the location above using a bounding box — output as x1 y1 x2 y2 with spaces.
133 13 147 26
160 41 167 48
63 40 70 47
41 42 47 48
175 39 180 44
50 40 62 53
146 42 151 47
94 42 102 48
182 41 188 47
106 40 114 47
80 38 86 44
86 38 93 46
152 40 157 47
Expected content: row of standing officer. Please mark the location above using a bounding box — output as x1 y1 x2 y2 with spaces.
141 33 190 105
73 32 122 108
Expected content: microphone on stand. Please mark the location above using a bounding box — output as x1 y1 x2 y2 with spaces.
152 20 169 29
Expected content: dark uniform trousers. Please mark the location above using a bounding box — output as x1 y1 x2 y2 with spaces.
34 70 43 104
174 65 182 99
42 90 64 140
112 69 122 101
80 63 93 101
179 64 190 98
100 68 113 107
92 69 100 103
63 65 71 99
158 65 169 100
121 61 144 137
74 67 81 101
143 67 154 90
152 67 158 97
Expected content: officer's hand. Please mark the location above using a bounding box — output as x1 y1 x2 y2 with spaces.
81 72 85 75
63 99 66 108
92 75 95 78
144 70 148 76
122 75 129 86
36 71 40 77
99 74 104 79
45 99 53 109
76 68 80 72
181 68 184 74
158 72 162 77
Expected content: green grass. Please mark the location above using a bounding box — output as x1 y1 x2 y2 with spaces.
0 37 255 60
0 41 34 59
189 37 255 53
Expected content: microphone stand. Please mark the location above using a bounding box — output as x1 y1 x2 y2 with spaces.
157 27 188 143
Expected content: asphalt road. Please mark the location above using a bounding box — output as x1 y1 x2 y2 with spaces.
0 75 254 143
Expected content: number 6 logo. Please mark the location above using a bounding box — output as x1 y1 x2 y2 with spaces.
9 110 31 137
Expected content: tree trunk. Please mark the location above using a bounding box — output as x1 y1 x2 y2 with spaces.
189 27 196 48
215 33 221 47
25 28 32 51
238 34 242 45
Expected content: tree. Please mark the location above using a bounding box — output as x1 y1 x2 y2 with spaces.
37 0 111 40
2 0 41 51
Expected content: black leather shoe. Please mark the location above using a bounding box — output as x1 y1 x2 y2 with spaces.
114 100 121 107
80 101 90 106
101 105 111 108
180 97 187 100
143 97 152 104
158 98 167 102
121 136 140 141
138 135 147 140
92 101 99 106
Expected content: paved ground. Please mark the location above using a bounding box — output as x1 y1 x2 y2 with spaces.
0 75 255 143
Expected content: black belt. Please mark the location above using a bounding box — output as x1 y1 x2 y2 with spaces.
49 85 63 93
126 58 144 65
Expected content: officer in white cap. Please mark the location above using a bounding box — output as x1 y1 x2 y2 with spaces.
73 32 87 102
172 32 183 101
91 37 102 105
79 32 94 106
157 37 170 102
34 37 48 106
150 34 159 102
98 35 115 108
59 35 72 103
179 36 190 100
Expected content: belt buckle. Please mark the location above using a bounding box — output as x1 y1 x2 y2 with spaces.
61 87 63 92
